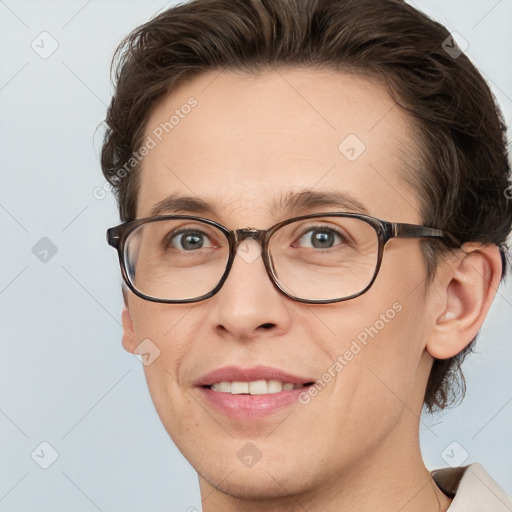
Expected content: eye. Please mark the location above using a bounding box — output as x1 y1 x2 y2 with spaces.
168 230 214 250
297 227 343 249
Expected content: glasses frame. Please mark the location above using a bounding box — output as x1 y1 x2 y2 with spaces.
107 212 447 305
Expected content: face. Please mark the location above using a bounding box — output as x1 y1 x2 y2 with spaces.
123 68 437 501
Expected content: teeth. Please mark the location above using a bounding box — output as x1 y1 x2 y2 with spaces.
267 379 283 393
230 381 249 394
249 380 267 395
210 380 301 395
213 381 231 393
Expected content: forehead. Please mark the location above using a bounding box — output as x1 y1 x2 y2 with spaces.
137 68 421 225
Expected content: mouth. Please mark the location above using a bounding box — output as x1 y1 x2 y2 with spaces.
195 366 316 420
206 380 311 394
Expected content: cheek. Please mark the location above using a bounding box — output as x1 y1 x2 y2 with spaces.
129 299 197 362
128 300 200 425
300 266 429 434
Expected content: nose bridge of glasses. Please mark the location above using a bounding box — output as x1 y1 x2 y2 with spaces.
233 228 266 247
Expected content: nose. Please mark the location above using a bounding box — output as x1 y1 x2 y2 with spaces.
208 238 293 341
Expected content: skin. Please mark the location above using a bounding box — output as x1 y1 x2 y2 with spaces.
120 68 502 511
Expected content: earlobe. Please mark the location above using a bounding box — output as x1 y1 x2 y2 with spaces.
426 244 502 360
121 306 138 353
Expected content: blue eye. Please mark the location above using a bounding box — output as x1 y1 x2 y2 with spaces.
169 231 213 250
298 228 343 249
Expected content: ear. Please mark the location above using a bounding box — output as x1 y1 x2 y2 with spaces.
426 243 503 359
121 306 138 354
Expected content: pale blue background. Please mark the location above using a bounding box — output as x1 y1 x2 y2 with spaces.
0 1 510 510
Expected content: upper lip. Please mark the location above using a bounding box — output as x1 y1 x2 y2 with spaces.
195 365 316 387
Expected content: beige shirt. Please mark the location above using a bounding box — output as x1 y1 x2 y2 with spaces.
431 463 512 511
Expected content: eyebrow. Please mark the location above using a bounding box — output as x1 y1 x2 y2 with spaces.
149 190 369 217
271 190 369 216
150 194 216 216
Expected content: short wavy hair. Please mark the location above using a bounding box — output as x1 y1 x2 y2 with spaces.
101 0 512 412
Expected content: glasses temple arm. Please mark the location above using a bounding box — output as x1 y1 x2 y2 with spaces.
391 222 448 240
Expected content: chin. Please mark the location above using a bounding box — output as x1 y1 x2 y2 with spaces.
199 463 314 502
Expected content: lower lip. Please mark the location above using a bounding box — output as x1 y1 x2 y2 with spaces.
197 386 308 420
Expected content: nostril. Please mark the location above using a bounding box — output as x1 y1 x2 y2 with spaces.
260 323 275 329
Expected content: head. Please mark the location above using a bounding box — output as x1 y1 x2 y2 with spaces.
101 0 511 504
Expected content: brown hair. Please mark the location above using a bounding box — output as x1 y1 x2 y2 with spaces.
101 0 512 412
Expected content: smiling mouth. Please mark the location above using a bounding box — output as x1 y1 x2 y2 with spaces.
203 380 315 395
197 368 317 419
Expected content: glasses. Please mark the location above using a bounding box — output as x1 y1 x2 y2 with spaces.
107 213 447 304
